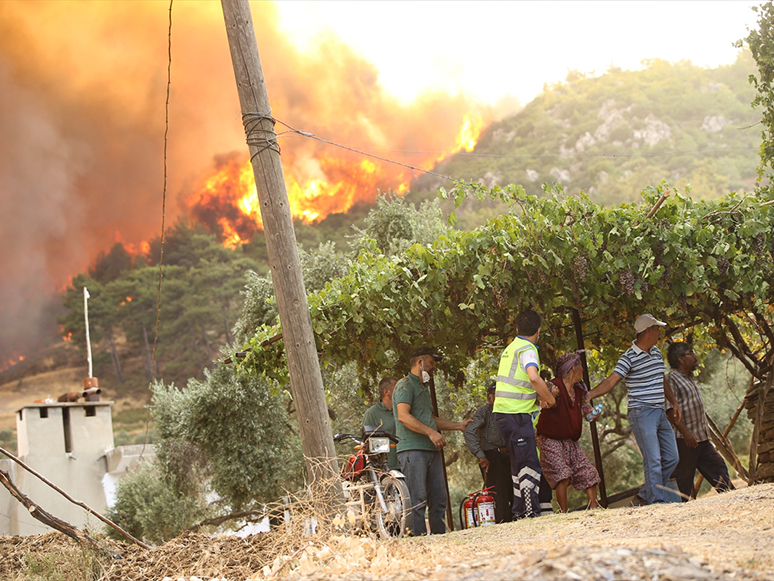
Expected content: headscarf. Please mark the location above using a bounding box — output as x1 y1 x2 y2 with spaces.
554 350 585 378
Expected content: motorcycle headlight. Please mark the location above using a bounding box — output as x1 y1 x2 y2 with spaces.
368 437 391 454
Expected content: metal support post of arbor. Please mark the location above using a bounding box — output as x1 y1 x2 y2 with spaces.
428 375 455 531
572 308 608 508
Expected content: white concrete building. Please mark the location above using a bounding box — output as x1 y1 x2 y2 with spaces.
0 401 153 536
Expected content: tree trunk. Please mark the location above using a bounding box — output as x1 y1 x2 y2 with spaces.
222 306 233 346
141 321 153 382
202 325 213 369
746 367 774 482
187 322 206 375
105 325 124 384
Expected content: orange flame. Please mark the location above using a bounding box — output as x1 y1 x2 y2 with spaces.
454 115 484 153
186 114 485 246
187 149 420 244
219 217 246 250
0 354 26 373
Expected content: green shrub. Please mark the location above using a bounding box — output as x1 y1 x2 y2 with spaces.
106 462 208 545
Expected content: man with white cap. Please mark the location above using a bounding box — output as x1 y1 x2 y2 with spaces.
588 314 682 505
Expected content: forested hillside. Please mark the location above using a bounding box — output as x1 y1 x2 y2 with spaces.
411 52 760 207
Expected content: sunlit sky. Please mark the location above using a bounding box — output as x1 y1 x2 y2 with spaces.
275 1 759 109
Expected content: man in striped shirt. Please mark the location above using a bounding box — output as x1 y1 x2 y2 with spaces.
665 342 734 500
588 314 682 505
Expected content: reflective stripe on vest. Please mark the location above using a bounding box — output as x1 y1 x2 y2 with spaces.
494 389 536 400
493 337 539 414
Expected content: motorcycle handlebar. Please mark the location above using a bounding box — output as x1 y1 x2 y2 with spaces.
333 431 400 444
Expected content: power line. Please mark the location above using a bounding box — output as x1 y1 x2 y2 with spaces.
446 145 763 159
277 124 763 169
273 118 454 182
151 0 173 381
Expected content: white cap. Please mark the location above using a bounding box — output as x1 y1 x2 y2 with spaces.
634 314 667 333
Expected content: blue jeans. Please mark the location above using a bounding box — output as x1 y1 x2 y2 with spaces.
397 450 447 535
628 405 679 504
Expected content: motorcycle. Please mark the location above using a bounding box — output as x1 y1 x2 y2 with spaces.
333 427 411 539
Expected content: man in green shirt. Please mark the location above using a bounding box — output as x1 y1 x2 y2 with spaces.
393 346 471 535
362 376 400 470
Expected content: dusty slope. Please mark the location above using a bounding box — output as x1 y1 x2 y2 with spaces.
1 484 773 580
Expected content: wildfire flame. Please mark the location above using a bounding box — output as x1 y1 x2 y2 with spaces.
0 354 26 374
454 115 484 153
187 115 484 246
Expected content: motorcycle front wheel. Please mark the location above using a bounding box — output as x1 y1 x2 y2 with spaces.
374 474 411 539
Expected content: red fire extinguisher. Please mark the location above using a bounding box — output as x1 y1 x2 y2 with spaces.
475 487 496 526
462 493 478 529
460 486 498 529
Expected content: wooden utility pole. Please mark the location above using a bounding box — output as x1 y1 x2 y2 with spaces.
220 0 340 490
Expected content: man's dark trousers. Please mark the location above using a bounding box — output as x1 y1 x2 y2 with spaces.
494 411 541 519
481 449 513 523
673 439 734 500
398 449 447 535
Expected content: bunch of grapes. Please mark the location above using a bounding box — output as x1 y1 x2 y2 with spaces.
493 286 508 310
573 254 589 282
754 234 765 257
653 242 665 267
619 269 635 295
717 257 730 275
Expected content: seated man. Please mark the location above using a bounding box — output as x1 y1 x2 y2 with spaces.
464 382 513 523
362 376 400 470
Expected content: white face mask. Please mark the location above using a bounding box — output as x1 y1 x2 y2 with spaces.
419 360 432 384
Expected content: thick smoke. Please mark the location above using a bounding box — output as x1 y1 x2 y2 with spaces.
0 1 484 366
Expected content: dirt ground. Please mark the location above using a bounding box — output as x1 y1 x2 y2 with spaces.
1 483 773 580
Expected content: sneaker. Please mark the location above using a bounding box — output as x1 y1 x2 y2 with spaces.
630 494 648 507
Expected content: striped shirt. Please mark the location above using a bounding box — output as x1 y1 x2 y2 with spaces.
665 370 711 442
613 342 666 408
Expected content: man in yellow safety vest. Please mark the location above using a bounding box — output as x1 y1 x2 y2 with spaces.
493 309 556 520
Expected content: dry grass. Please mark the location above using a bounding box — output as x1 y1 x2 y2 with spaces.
1 482 773 580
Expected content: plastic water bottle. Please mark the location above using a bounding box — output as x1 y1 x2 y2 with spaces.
586 403 603 422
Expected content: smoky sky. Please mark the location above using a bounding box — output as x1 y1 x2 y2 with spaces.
0 1 481 365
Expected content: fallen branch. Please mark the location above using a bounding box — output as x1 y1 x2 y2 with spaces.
0 468 121 559
705 415 750 483
0 445 150 549
186 508 269 532
692 394 748 497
